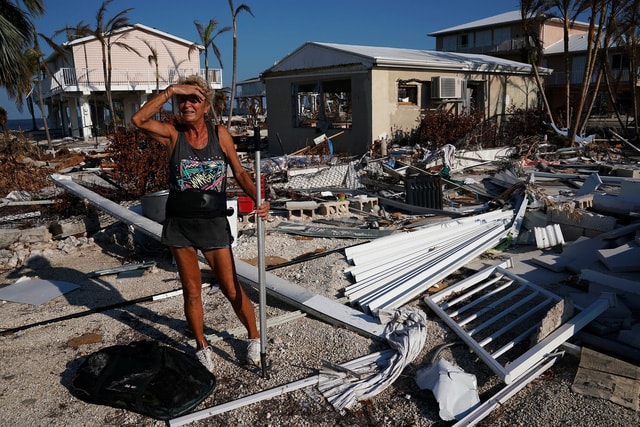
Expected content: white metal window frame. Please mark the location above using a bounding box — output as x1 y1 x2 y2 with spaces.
424 259 614 384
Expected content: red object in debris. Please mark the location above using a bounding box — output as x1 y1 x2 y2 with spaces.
238 196 255 214
237 175 265 214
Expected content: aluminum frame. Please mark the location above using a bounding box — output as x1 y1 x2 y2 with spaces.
424 260 614 384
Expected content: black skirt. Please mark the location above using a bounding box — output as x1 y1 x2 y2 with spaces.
162 216 233 249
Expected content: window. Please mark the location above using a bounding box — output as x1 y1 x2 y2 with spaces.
442 35 456 51
476 30 491 48
612 53 629 70
293 79 351 129
398 84 418 104
458 34 469 49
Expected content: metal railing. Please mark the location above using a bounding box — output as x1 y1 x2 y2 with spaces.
446 37 530 54
37 67 222 98
544 67 638 86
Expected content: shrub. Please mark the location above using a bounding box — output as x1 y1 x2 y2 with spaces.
106 127 169 199
411 109 484 148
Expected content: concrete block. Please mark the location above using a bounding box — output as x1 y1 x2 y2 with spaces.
317 201 349 215
0 226 52 248
578 211 617 232
572 292 632 329
348 196 379 213
558 236 611 274
530 298 574 345
548 206 616 232
530 253 568 272
285 201 318 218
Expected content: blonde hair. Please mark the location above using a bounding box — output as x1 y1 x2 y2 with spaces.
178 74 213 105
177 74 218 122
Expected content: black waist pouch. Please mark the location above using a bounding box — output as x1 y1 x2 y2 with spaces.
71 340 216 420
166 189 229 218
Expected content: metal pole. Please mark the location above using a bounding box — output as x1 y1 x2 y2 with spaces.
254 125 269 378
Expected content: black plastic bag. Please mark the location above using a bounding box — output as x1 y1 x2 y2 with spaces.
71 340 216 420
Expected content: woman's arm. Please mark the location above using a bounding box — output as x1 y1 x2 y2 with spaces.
131 86 177 147
218 125 270 219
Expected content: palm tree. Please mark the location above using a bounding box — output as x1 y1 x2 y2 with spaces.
25 28 69 150
26 29 52 150
66 0 139 133
550 0 581 129
0 106 7 135
519 0 555 125
615 0 639 139
194 19 230 85
226 0 254 130
141 39 160 94
569 0 608 145
0 0 45 110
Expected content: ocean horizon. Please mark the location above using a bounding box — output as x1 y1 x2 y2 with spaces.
5 118 45 131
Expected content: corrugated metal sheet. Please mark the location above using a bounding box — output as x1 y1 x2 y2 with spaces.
344 210 514 314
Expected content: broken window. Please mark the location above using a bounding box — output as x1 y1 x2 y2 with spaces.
293 80 352 129
398 84 418 104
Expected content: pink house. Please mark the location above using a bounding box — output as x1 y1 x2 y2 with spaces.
36 24 221 140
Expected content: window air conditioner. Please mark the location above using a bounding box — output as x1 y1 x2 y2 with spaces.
431 77 462 99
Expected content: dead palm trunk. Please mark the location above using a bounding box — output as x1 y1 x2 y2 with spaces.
570 2 607 145
226 1 254 130
520 1 555 126
32 27 52 151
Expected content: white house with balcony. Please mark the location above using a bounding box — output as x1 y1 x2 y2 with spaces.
35 23 221 140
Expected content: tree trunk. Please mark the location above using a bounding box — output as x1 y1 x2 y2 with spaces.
227 24 238 131
570 4 606 145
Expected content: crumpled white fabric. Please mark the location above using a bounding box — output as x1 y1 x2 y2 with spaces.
440 144 456 168
415 358 480 421
317 307 428 411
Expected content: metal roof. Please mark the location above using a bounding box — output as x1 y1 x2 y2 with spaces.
428 11 525 36
428 10 590 36
264 42 550 76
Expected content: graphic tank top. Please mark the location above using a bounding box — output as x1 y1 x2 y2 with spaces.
168 123 227 193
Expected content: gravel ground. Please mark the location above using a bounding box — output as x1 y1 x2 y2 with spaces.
0 212 638 427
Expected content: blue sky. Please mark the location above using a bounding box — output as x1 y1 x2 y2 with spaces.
1 0 520 119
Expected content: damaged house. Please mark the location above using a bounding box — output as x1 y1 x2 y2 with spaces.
260 41 551 155
33 24 217 140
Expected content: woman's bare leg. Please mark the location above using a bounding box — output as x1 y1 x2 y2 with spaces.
202 247 259 339
171 246 209 349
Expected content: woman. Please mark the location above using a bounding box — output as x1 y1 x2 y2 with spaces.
132 75 269 371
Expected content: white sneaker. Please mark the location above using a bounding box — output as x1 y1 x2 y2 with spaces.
246 338 261 366
195 346 215 372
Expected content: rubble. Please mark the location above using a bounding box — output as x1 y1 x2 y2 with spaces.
1 129 640 424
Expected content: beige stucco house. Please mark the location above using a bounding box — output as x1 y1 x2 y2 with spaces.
428 10 639 126
261 42 551 156
35 24 220 140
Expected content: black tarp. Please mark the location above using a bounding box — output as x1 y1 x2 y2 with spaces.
71 340 216 420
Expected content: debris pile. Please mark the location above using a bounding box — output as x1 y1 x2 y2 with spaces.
1 127 640 424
